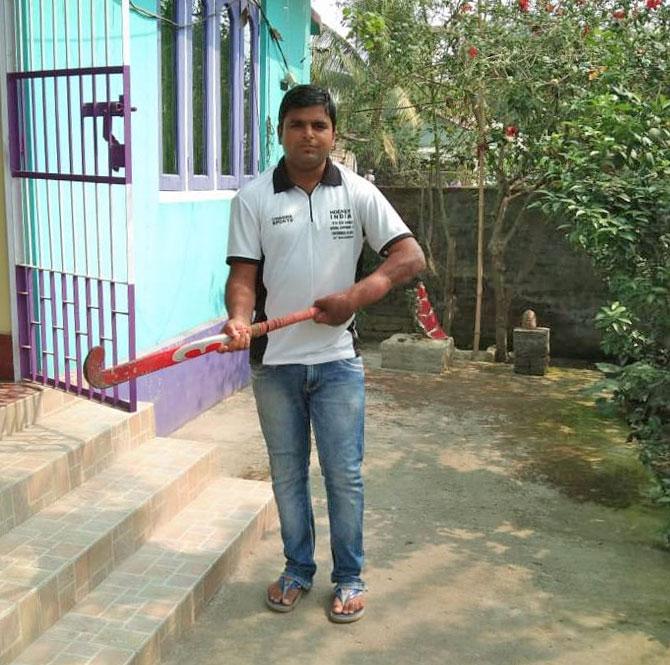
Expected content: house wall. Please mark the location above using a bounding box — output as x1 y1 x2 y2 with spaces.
130 0 312 353
127 0 313 433
0 154 9 333
259 0 313 166
0 142 12 379
2 1 312 427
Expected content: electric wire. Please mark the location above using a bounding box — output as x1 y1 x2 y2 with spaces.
128 0 293 78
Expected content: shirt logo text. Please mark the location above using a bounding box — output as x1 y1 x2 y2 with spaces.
271 214 294 226
329 208 354 240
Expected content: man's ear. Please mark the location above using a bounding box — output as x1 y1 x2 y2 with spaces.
277 122 283 143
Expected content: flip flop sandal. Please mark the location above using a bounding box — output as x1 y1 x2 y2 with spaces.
329 585 366 624
265 575 307 613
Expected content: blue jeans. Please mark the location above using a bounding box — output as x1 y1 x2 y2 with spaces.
251 357 366 591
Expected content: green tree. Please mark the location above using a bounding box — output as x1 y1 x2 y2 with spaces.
537 0 670 497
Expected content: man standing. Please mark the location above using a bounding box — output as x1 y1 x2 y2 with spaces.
223 85 425 623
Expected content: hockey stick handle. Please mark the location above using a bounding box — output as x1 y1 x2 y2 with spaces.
84 306 320 389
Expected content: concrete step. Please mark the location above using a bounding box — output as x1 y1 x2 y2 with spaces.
0 400 155 538
9 476 275 665
0 437 220 665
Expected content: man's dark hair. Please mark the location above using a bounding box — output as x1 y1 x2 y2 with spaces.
277 85 336 136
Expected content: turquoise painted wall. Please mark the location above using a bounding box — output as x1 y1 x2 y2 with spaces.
12 0 312 358
0 136 10 335
259 0 313 167
129 0 312 352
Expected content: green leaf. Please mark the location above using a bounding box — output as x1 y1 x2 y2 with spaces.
596 362 624 375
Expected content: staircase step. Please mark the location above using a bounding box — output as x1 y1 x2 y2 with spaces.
0 437 219 665
0 385 77 440
0 400 155 538
9 477 275 665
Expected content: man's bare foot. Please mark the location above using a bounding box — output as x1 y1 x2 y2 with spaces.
329 586 366 623
265 576 306 613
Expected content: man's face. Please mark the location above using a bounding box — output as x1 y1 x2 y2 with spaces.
279 105 335 171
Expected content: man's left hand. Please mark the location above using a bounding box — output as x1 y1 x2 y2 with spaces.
313 292 356 326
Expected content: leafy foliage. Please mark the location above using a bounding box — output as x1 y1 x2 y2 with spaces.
314 0 670 495
538 23 670 495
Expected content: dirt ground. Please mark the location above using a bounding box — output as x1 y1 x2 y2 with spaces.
168 348 670 665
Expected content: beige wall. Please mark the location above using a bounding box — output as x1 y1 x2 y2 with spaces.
0 150 10 335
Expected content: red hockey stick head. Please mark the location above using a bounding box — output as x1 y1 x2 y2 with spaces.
83 346 107 389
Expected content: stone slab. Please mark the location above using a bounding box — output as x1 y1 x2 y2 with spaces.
380 334 455 373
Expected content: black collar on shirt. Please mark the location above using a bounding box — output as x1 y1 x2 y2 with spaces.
272 157 343 193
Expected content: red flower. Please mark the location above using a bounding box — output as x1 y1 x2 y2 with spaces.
461 2 474 12
612 8 626 18
646 0 662 9
582 24 591 36
519 0 530 11
505 125 519 140
468 46 479 58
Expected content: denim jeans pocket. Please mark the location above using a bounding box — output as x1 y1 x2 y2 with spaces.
250 363 269 380
339 356 365 371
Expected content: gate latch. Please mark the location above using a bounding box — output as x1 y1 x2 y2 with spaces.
82 95 136 171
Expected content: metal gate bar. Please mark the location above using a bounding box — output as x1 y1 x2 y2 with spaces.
7 66 132 185
7 0 136 411
15 265 136 410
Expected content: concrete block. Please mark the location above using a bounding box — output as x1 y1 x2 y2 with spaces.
513 327 550 376
380 334 454 373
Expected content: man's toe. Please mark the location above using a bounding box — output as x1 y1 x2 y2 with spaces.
331 597 344 615
267 582 282 604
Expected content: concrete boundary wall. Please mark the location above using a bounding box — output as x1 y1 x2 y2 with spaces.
359 186 607 359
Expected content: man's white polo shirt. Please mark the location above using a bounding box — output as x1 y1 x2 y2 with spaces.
226 158 413 365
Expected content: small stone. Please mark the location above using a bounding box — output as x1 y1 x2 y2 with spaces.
521 309 538 329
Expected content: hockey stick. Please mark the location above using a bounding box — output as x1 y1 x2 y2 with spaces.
84 307 320 389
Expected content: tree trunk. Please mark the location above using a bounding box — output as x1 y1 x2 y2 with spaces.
473 0 486 355
434 183 457 336
489 195 510 362
490 241 509 362
424 176 436 274
443 236 457 336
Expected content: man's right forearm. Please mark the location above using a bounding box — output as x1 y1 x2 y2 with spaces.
224 263 258 324
225 281 255 324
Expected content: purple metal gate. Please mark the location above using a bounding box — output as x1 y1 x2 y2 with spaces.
6 1 136 410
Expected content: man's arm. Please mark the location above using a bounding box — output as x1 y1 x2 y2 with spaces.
220 262 258 350
313 237 426 326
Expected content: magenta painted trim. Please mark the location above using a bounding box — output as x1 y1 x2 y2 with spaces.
61 273 70 391
8 66 131 184
122 66 133 183
16 267 136 411
6 76 21 172
74 276 84 394
128 285 138 411
15 267 31 379
135 320 251 436
8 65 124 80
11 171 127 184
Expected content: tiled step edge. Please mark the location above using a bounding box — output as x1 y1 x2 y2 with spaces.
10 477 276 665
0 385 78 440
0 437 220 665
0 400 155 538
